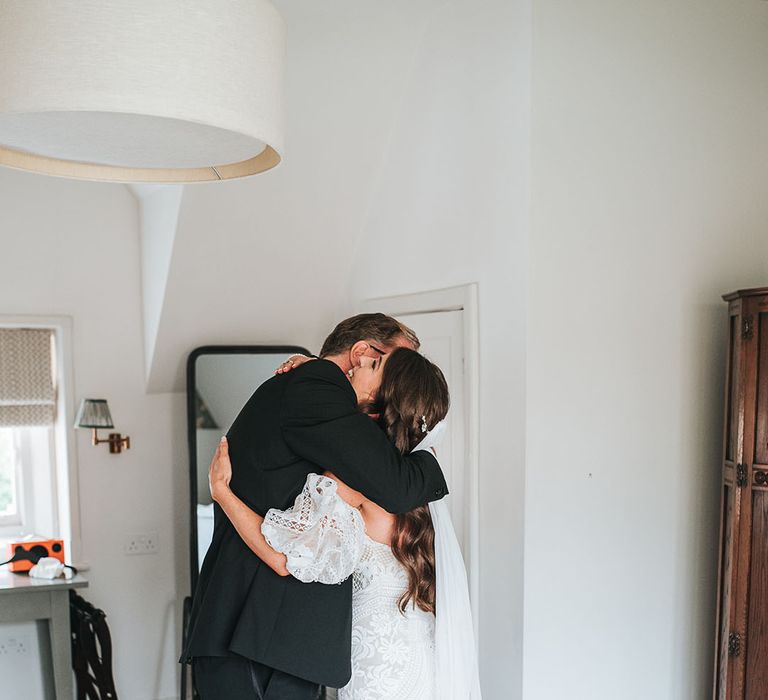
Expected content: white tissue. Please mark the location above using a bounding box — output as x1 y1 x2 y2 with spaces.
28 557 66 579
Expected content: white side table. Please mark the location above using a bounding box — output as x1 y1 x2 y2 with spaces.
0 569 88 699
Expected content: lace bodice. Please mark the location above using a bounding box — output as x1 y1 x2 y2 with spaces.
261 474 435 699
340 536 435 700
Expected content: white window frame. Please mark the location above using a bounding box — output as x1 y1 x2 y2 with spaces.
0 316 82 564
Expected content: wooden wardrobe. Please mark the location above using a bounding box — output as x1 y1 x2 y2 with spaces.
715 287 768 699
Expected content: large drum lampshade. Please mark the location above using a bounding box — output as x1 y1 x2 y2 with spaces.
0 1 285 183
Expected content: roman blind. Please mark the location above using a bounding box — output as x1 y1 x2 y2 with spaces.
0 328 56 427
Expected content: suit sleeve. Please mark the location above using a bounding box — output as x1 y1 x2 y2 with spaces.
280 364 448 513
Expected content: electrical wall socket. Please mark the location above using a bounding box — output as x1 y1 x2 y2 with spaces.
124 532 158 556
0 624 44 700
0 635 30 656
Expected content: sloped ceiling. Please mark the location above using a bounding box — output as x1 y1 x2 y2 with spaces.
136 0 445 392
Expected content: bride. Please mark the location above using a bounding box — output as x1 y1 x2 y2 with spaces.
208 347 481 699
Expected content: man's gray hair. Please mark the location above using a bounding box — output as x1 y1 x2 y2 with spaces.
319 313 421 357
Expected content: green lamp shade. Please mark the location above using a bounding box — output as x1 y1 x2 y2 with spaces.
74 399 114 429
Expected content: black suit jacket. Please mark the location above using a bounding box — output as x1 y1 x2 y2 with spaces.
182 359 448 687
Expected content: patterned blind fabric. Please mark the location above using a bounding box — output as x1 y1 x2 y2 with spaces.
0 329 56 427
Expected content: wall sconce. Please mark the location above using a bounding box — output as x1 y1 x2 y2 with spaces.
74 399 130 454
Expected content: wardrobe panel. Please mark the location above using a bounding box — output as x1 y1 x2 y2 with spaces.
753 312 768 465
716 482 736 700
726 314 739 463
745 487 768 697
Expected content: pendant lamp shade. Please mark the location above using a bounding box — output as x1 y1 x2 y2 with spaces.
0 0 285 183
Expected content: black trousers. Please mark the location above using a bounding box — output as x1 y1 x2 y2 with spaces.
193 656 323 700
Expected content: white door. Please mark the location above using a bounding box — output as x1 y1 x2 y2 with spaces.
362 283 480 629
395 310 468 556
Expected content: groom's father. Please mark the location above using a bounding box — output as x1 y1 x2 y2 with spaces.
183 313 448 700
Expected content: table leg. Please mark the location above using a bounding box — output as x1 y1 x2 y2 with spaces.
36 619 56 700
48 590 74 700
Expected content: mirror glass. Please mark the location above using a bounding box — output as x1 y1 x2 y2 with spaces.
188 346 309 588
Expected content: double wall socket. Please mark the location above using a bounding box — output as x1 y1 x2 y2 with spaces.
124 532 158 556
0 623 45 700
0 635 29 656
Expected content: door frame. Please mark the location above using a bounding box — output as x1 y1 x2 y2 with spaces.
361 283 480 633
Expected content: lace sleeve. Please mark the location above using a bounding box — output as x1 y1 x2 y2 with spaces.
261 473 366 584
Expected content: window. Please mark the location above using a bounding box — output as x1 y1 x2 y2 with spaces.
0 428 20 525
0 427 58 536
0 328 60 539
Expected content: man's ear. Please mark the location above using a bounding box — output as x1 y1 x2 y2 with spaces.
348 340 369 368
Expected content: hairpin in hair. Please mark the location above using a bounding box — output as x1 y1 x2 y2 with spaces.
420 415 428 433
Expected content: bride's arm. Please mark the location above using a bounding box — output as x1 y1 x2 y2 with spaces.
209 438 289 577
212 439 365 585
322 470 366 508
275 353 315 375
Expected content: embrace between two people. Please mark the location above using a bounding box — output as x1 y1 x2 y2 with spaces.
183 313 481 700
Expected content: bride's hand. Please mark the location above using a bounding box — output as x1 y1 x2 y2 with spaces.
209 437 233 502
275 353 314 374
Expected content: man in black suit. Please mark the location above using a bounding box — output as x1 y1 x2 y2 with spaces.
183 313 448 699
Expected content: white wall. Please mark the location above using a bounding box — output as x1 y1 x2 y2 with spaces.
0 168 185 700
345 1 530 697
525 1 768 698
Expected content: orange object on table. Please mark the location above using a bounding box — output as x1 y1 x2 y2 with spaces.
5 538 65 572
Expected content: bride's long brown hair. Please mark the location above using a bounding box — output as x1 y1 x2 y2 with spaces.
367 347 450 614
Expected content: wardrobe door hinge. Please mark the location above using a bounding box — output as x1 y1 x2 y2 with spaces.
742 315 754 341
728 632 742 657
737 463 748 488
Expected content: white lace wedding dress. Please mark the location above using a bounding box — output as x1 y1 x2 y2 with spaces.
262 474 436 699
344 535 435 699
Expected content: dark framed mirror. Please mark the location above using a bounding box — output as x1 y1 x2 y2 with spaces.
185 345 310 594
181 345 310 698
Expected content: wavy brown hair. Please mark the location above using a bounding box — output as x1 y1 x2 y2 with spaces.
368 347 450 614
